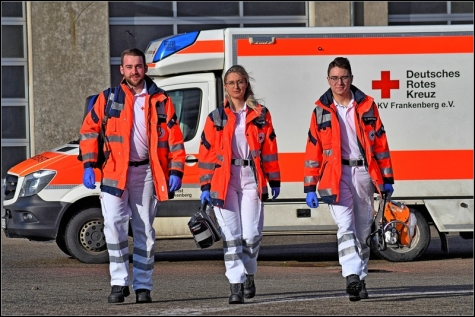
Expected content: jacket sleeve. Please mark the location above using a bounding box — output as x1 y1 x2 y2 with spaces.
371 102 394 184
303 107 323 193
198 115 217 192
79 92 107 169
261 109 281 188
164 97 186 178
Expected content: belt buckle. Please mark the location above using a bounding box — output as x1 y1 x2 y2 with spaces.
232 159 251 166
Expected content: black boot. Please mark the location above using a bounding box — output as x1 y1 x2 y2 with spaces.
359 280 369 299
229 283 244 304
244 274 256 299
108 285 130 303
135 289 152 303
346 274 362 302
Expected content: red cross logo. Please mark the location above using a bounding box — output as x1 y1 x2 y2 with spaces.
372 71 399 99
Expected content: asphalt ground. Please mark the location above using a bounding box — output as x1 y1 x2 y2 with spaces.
1 227 473 316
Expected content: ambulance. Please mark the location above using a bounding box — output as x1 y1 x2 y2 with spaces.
2 25 473 264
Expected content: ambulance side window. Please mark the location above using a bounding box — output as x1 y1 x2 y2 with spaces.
167 89 201 142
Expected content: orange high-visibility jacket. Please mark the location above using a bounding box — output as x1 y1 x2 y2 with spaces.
79 76 186 201
198 102 281 207
304 85 394 204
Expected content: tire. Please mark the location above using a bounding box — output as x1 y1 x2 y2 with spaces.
55 234 71 257
64 207 109 264
370 208 430 262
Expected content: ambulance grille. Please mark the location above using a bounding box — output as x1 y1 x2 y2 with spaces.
4 174 18 200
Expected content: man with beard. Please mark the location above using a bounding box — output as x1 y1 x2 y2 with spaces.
79 48 186 304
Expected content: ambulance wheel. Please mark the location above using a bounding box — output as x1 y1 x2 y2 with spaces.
64 207 109 264
370 208 430 262
55 234 71 257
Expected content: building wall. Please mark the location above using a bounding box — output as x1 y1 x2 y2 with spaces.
29 2 110 154
312 1 388 27
364 1 388 26
2 1 471 178
314 1 352 26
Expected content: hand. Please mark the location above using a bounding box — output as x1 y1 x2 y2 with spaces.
168 175 182 192
200 190 210 204
306 192 319 208
383 184 394 196
271 187 280 201
83 167 96 189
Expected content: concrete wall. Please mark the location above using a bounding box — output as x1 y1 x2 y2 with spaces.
29 2 110 154
311 1 388 27
314 1 352 26
364 2 388 26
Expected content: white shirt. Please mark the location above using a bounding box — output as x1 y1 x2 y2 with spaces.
231 103 251 160
129 82 149 162
334 91 362 160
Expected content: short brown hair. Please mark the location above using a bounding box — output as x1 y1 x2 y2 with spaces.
328 57 352 76
121 48 146 66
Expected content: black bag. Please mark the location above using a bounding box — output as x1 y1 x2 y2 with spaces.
188 201 221 249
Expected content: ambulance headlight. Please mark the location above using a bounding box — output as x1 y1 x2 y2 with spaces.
19 170 56 197
153 31 199 62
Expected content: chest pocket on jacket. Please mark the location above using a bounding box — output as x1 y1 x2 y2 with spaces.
155 100 168 139
362 116 376 127
211 108 228 149
316 107 331 131
362 105 376 126
156 100 167 123
315 107 332 149
108 87 125 119
252 107 268 129
105 87 125 133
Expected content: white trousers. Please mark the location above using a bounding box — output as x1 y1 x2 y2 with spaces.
100 164 158 291
329 165 375 281
215 164 264 284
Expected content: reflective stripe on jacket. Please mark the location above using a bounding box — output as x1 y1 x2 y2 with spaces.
198 102 281 207
304 85 394 204
79 76 186 201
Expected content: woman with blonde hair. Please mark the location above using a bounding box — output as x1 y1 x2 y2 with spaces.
198 65 281 304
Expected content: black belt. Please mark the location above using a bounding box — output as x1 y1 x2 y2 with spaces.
129 159 149 167
231 159 253 166
342 158 364 167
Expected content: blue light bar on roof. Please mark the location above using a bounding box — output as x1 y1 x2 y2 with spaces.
153 31 199 63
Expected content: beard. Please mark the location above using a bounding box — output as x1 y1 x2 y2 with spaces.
125 74 144 87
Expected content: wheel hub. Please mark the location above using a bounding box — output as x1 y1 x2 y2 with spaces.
79 219 106 252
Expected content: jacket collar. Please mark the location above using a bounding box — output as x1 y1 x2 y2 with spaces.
120 75 165 96
318 85 371 111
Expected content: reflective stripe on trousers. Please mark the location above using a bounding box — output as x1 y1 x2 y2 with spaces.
329 165 374 280
100 164 158 291
215 164 264 284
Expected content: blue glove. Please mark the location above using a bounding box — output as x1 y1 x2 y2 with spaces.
168 175 182 192
200 190 210 204
383 184 394 196
306 192 319 208
83 167 96 189
271 187 280 201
